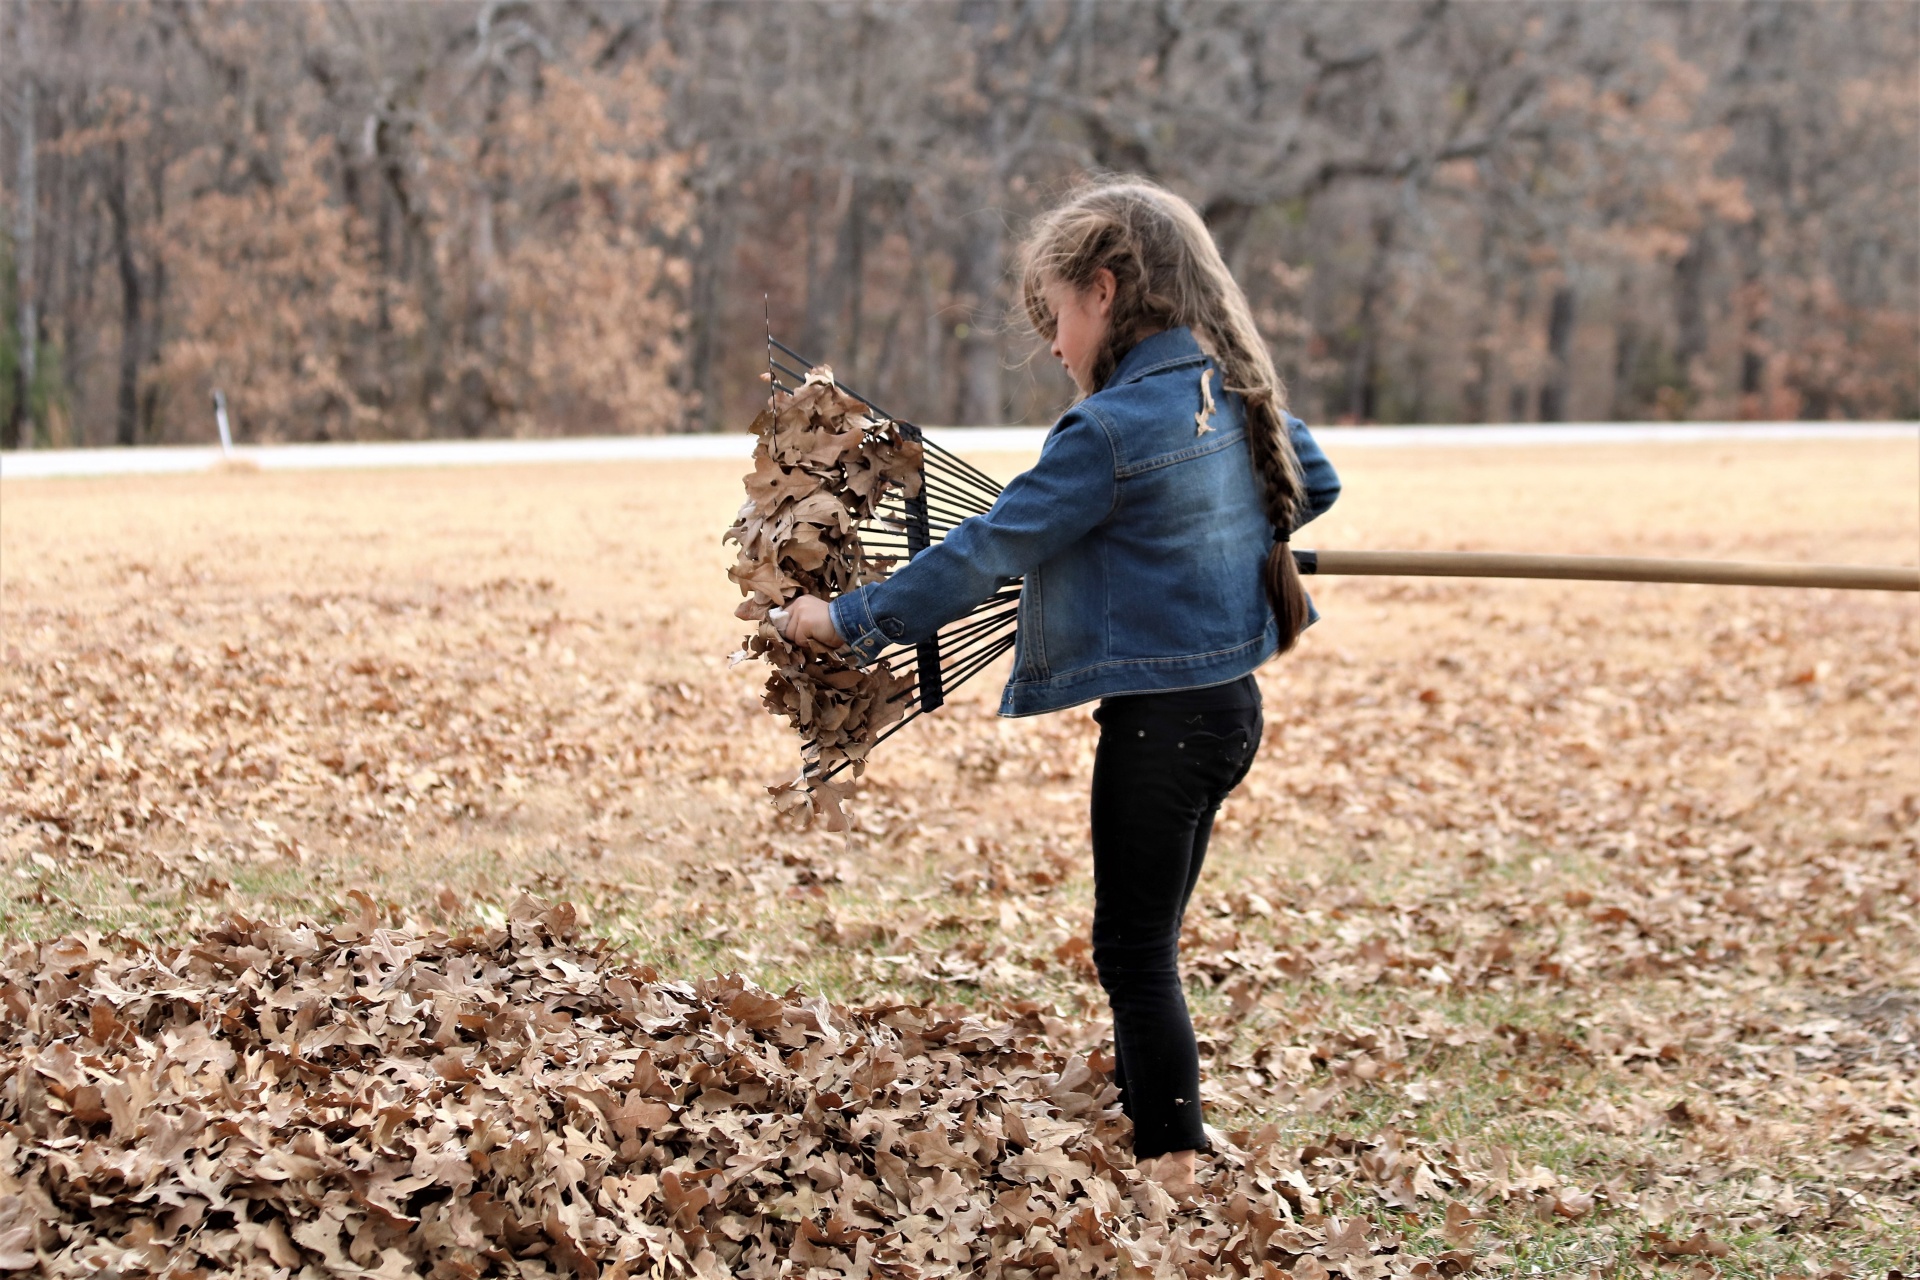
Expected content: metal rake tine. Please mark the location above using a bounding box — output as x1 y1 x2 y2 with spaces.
929 619 1012 663
923 442 1006 489
922 440 1007 499
960 585 1022 612
769 331 1007 499
944 599 1021 637
909 496 990 527
916 475 995 509
841 606 1014 702
924 469 1005 513
933 616 1020 669
938 634 1018 694
916 480 996 514
768 337 900 423
815 707 923 784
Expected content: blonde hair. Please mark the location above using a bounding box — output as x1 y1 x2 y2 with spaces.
1018 176 1312 653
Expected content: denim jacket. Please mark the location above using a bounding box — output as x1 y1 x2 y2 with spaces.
830 327 1341 717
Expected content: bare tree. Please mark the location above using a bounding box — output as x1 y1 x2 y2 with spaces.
2 1 1912 442
9 1 34 449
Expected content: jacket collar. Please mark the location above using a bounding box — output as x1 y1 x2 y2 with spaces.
1104 326 1207 389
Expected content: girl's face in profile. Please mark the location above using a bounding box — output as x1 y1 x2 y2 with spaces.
1043 269 1116 395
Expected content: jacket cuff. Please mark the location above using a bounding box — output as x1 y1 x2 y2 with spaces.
830 588 892 667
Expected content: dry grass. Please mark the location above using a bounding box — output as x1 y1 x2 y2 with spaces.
3 437 1917 1276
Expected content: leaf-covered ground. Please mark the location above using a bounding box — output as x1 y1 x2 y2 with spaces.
1 440 1915 1277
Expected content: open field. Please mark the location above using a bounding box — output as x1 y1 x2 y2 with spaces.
2 438 1917 1276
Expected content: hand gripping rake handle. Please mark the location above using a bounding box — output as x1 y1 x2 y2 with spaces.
1294 550 1918 592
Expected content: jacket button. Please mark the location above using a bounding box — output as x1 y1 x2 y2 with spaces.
879 617 906 639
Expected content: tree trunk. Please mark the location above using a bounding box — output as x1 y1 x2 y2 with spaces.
379 126 444 427
801 170 854 366
1202 196 1256 279
905 202 943 423
954 211 1003 425
1611 316 1643 420
107 142 142 447
1345 214 1395 423
1463 222 1502 425
458 183 500 438
683 179 736 432
141 147 165 443
843 184 867 385
11 7 37 450
60 94 88 443
1537 285 1575 422
1673 234 1711 414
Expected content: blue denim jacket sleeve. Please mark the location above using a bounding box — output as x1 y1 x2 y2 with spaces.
1287 416 1341 530
830 409 1118 666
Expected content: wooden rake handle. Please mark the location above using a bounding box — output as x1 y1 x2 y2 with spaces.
1294 549 1920 593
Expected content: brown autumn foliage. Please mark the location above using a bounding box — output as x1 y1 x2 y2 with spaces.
6 4 1916 448
7 6 689 448
159 130 385 440
726 369 925 830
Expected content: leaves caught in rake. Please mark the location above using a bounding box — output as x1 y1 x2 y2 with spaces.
763 337 1021 780
726 338 1018 828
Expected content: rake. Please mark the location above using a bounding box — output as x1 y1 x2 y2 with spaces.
766 335 1021 780
764 336 1920 782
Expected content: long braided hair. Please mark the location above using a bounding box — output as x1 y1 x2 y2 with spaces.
1017 177 1313 653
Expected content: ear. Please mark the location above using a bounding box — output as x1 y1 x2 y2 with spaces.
1088 267 1117 318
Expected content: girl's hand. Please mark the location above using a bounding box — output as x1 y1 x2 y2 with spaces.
773 595 844 648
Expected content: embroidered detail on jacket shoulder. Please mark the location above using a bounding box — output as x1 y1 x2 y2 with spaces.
1196 367 1217 435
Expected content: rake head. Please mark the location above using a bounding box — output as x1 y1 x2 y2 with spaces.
766 336 1021 782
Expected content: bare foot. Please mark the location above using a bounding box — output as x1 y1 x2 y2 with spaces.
1140 1150 1202 1204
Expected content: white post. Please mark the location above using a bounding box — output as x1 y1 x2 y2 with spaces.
213 389 233 456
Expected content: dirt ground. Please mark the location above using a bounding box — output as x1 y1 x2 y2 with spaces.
3 437 1916 1275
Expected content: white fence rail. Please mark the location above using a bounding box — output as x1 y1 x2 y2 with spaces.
2 422 1911 480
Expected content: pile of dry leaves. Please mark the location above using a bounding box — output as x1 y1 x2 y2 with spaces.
2 898 1481 1278
726 368 925 829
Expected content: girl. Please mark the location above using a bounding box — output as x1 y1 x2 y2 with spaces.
777 178 1341 1199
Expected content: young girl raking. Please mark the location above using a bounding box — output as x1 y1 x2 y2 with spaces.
777 178 1341 1199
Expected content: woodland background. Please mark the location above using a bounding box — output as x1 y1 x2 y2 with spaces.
1 0 1916 450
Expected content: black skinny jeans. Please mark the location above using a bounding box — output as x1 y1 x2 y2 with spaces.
1089 673 1263 1159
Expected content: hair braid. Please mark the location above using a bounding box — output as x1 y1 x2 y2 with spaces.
1211 323 1311 654
1018 176 1313 653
